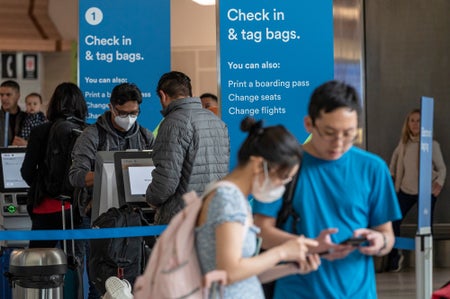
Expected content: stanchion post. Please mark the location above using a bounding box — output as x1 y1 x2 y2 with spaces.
415 234 433 299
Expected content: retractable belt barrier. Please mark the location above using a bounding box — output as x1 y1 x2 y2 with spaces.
0 225 167 241
395 237 415 250
0 227 416 251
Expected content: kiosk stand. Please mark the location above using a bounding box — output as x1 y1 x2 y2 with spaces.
0 147 31 247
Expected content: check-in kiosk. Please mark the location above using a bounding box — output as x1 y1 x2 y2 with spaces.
113 150 155 223
0 147 32 247
90 150 155 224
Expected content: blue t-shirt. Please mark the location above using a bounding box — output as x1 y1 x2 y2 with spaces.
253 147 401 299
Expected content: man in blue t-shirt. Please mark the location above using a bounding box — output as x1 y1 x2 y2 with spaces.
253 80 401 298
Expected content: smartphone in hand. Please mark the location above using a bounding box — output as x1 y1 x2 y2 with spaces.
340 236 368 246
317 236 368 256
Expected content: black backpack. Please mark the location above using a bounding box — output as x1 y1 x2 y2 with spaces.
43 116 86 200
89 204 150 295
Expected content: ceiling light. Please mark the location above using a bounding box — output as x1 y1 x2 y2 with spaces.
192 0 215 6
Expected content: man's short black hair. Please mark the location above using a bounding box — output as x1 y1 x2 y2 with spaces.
308 80 361 125
110 83 143 106
157 71 192 98
0 80 20 92
200 93 218 102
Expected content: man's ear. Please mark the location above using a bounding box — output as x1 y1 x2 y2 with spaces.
159 90 168 106
304 116 313 133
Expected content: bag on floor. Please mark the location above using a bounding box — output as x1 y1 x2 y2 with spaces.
89 204 149 295
432 280 450 299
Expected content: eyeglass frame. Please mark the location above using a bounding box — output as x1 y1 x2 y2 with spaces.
313 125 358 144
111 105 140 119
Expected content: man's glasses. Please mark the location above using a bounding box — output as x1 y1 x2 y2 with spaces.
112 106 140 119
314 126 358 144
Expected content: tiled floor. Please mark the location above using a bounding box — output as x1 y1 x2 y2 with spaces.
377 267 450 299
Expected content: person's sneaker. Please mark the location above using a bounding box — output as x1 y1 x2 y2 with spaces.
389 252 404 272
103 276 133 299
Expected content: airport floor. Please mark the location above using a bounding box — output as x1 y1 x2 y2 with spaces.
377 267 450 299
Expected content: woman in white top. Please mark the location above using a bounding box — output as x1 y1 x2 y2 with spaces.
388 108 446 272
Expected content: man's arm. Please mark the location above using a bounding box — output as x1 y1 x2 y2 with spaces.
145 120 190 207
69 125 98 188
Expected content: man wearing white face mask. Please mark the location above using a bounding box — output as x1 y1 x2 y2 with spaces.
69 82 154 299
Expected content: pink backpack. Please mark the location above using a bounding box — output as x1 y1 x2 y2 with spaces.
133 181 232 299
133 181 302 298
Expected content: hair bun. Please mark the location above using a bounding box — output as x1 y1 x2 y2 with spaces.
240 117 264 135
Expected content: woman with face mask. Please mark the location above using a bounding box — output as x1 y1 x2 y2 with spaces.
194 117 321 299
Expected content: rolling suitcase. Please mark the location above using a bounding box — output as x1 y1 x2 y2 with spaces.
61 196 83 299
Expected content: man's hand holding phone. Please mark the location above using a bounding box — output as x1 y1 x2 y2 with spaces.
340 236 368 246
317 236 368 260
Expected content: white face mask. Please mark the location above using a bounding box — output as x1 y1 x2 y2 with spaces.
252 161 286 203
114 115 137 131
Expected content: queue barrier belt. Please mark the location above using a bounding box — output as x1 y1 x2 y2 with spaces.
395 237 415 250
0 225 167 241
0 226 416 251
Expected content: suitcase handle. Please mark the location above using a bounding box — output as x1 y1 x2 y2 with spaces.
60 197 76 257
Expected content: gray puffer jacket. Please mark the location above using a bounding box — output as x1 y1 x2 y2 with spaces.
146 97 229 224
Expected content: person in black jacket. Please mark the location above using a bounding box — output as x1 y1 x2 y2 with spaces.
20 82 88 248
0 80 28 146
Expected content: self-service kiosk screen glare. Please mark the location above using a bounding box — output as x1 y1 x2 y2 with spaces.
0 148 29 192
114 151 153 204
128 165 155 195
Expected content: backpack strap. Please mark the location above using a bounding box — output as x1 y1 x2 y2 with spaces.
96 122 107 150
275 148 303 234
201 180 238 198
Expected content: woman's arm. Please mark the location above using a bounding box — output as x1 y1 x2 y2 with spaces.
432 141 446 196
253 214 298 249
215 220 318 284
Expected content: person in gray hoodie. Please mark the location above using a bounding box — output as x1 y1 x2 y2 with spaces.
69 82 154 299
146 71 230 225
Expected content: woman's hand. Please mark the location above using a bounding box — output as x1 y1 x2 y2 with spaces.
432 181 443 197
278 236 321 274
278 236 317 263
297 254 321 274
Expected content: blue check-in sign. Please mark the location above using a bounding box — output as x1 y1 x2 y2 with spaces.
218 0 334 168
79 0 170 131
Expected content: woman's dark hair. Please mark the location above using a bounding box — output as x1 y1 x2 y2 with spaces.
238 117 302 175
46 82 88 122
110 83 143 106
